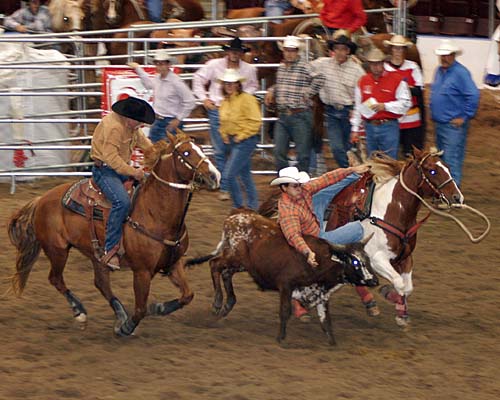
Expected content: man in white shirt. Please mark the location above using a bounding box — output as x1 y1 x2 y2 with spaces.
128 50 196 143
192 38 258 200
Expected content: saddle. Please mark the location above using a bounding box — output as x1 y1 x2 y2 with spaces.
325 173 375 231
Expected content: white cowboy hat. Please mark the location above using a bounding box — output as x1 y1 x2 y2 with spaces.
434 39 462 56
217 68 246 83
497 0 500 12
278 35 302 50
270 167 311 186
154 50 176 63
365 48 387 62
383 34 413 48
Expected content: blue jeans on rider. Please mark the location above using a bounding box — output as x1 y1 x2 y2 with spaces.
207 108 228 192
265 0 293 23
149 117 183 143
92 165 131 252
273 110 313 173
223 135 259 210
146 0 163 23
365 119 400 159
435 121 468 186
325 105 353 168
312 173 364 244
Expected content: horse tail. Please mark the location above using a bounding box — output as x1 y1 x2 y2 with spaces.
184 237 226 268
8 197 42 296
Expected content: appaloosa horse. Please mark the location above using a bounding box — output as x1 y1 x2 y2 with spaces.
8 132 220 337
260 149 466 326
187 209 378 345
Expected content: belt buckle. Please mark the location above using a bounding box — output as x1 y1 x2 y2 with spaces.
333 104 344 111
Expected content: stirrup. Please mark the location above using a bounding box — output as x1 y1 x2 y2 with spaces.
101 249 120 271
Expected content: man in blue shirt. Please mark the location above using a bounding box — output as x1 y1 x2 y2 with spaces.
430 40 479 187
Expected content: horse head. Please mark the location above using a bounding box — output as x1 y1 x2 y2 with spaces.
48 0 86 32
145 132 221 191
329 234 378 287
102 0 123 27
410 147 465 208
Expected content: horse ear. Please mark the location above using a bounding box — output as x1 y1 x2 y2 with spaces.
412 145 423 159
167 132 176 144
360 232 375 246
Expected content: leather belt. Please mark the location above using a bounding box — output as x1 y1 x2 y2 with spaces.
278 107 307 116
365 119 394 126
327 103 351 110
155 114 174 120
94 160 108 168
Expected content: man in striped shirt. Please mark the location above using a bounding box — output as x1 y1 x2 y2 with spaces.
311 31 365 168
264 36 325 173
271 164 380 318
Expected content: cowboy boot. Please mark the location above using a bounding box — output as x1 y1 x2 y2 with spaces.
101 244 121 271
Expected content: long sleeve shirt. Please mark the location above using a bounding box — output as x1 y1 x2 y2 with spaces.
311 56 365 106
219 92 262 142
4 5 52 32
278 168 353 255
90 112 152 177
192 57 258 106
430 61 479 124
320 0 367 32
135 67 196 121
268 57 325 109
351 71 412 132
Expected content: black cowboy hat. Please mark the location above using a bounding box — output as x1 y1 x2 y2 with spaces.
222 37 249 52
111 96 155 125
328 35 357 54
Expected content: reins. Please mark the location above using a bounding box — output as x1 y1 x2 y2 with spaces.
399 155 491 243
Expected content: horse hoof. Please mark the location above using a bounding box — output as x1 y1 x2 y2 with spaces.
364 300 380 317
395 315 410 327
74 312 87 323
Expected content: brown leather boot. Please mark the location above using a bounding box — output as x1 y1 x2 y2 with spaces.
101 248 120 271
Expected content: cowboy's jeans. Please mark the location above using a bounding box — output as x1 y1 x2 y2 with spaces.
207 108 228 191
92 165 130 252
146 0 163 23
265 0 293 23
223 135 259 210
325 105 353 168
312 173 364 244
365 119 400 159
435 121 468 186
149 117 184 143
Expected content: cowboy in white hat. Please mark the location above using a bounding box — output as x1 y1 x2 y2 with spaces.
90 97 154 270
264 36 325 174
351 45 411 160
383 34 425 158
193 37 258 201
430 40 479 186
127 50 195 143
271 163 379 318
311 30 365 168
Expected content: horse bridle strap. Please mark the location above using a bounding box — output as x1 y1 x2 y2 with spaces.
151 170 193 190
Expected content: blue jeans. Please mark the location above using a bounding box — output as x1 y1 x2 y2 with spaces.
223 135 259 210
325 105 353 168
273 110 313 173
311 173 364 244
146 0 163 22
207 108 228 192
365 119 400 159
435 121 469 186
92 165 131 252
149 117 183 143
265 0 293 23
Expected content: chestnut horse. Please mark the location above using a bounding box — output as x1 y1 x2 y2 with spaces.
259 149 465 326
8 133 221 337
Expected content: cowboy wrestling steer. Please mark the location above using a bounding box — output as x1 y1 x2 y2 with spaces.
187 209 378 345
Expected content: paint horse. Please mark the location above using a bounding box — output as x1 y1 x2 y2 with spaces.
260 149 465 326
8 133 221 337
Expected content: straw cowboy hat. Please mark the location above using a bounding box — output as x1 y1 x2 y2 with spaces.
278 35 303 51
222 37 249 52
217 68 246 84
112 96 155 125
434 39 462 56
270 167 311 186
383 34 413 48
365 48 387 62
154 49 176 63
328 32 357 54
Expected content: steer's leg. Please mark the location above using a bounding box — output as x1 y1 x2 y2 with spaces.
317 300 336 346
220 268 238 317
209 256 225 315
277 287 292 344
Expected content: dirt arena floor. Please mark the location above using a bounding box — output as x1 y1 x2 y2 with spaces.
0 91 499 400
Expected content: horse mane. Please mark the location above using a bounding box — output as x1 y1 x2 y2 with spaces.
367 152 405 184
143 132 193 169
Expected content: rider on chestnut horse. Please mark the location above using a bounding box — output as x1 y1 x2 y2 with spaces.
90 97 155 270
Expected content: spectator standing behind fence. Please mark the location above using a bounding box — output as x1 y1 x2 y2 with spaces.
351 48 411 159
4 0 52 33
319 0 367 37
311 31 364 168
128 51 195 143
218 69 262 210
430 40 479 187
264 36 325 173
265 0 313 23
383 34 425 158
193 37 258 201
